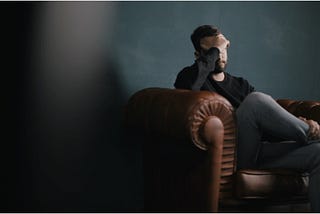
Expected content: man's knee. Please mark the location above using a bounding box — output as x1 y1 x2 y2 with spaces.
237 92 273 115
244 92 273 104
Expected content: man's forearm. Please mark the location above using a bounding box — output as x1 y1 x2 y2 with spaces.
191 48 220 91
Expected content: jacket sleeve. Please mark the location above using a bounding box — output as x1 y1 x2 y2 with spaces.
174 48 220 91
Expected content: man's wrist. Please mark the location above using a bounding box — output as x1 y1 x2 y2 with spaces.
197 47 220 63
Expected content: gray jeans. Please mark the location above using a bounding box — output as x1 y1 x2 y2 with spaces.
236 92 320 212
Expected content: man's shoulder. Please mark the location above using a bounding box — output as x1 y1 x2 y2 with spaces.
174 62 198 89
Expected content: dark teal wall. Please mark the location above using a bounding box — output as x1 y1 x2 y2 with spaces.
112 2 320 101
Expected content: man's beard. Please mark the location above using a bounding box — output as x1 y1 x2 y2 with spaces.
212 60 227 74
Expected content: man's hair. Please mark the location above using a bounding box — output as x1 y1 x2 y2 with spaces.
191 25 221 51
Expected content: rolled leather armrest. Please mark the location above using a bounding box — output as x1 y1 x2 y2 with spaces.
125 87 236 150
277 99 320 123
125 88 237 211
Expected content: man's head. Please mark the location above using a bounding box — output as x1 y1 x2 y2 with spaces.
191 25 221 52
191 25 230 73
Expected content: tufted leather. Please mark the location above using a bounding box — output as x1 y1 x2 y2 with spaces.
125 87 235 150
125 88 319 212
126 88 237 211
277 99 320 123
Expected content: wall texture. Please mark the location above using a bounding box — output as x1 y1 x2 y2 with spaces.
4 1 320 212
113 2 320 101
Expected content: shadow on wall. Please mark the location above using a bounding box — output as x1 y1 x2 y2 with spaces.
4 3 143 212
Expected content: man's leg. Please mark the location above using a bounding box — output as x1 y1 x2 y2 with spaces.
235 91 320 211
258 142 320 212
236 92 310 169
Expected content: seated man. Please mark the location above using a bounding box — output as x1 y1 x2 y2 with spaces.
174 25 320 211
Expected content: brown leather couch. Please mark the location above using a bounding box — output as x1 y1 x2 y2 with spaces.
125 87 320 212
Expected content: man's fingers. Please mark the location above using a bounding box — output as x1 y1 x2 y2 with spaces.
299 116 306 121
313 122 320 139
307 119 320 140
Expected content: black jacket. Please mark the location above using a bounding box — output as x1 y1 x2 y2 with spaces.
174 48 255 108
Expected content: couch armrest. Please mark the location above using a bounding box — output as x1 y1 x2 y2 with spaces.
125 87 237 211
125 87 236 150
277 99 320 123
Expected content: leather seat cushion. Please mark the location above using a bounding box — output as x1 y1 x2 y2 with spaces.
234 169 309 201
